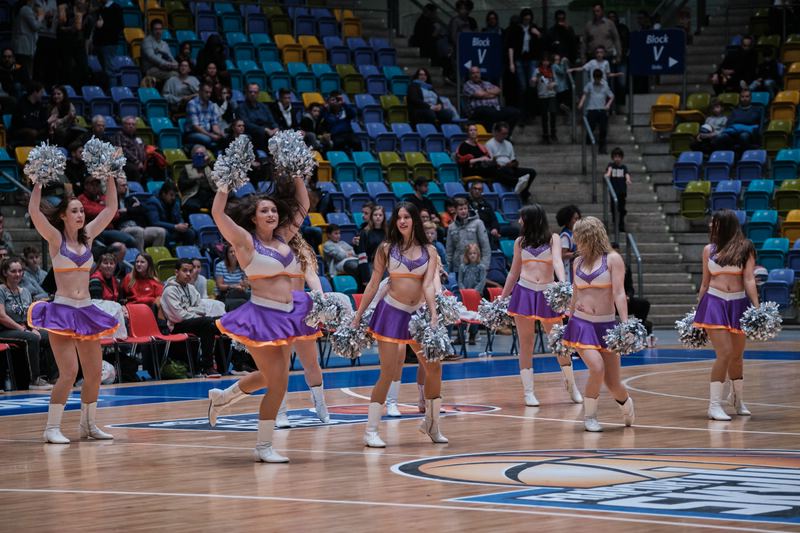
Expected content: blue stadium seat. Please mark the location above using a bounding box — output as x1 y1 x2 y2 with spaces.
750 91 771 108
391 181 414 200
287 62 317 93
772 148 800 182
354 93 383 124
110 55 141 88
758 238 790 270
365 182 396 212
311 63 341 95
332 275 358 294
710 180 742 211
429 152 460 182
238 59 268 91
149 117 181 149
227 31 256 62
733 209 747 226
352 151 383 182
365 123 398 152
746 210 779 248
340 181 372 212
787 239 800 280
441 124 467 152
735 149 766 184
704 150 734 185
370 38 397 67
358 64 388 96
312 8 338 38
760 268 795 308
62 85 84 117
383 66 410 97
743 180 775 214
347 37 375 66
288 7 315 35
250 33 280 63
234 182 257 197
391 123 423 153
327 151 359 182
672 151 703 189
110 87 141 118
443 182 467 199
415 123 446 153
261 61 290 92
138 87 168 118
81 86 113 117
188 213 221 246
323 36 350 65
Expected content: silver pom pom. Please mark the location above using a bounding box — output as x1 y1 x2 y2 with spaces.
418 325 451 362
304 291 348 328
544 281 573 314
24 142 66 186
331 308 374 359
478 296 513 331
82 137 126 180
211 135 255 192
740 301 782 341
603 318 648 355
547 323 574 358
436 293 464 327
231 340 249 353
268 129 317 180
675 310 708 349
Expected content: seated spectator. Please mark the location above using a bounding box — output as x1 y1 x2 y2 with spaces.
0 257 53 390
141 19 178 81
463 66 520 136
323 224 361 284
300 102 332 152
112 116 147 183
691 99 727 155
324 91 361 152
0 212 14 254
237 82 278 151
201 62 225 105
577 68 614 154
175 41 195 69
162 59 199 113
354 203 386 280
46 85 78 146
485 121 536 198
405 177 438 215
750 48 780 96
21 246 48 299
711 36 758 95
215 243 248 310
218 85 236 132
144 180 197 245
63 140 86 196
161 258 222 376
440 198 456 227
121 253 163 308
10 80 47 146
482 10 502 34
178 144 217 216
89 253 122 302
424 220 448 271
407 67 455 125
456 123 501 182
108 242 132 278
79 114 109 144
271 88 301 130
190 257 208 297
78 176 138 250
116 175 166 251
446 197 490 274
184 82 223 150
0 48 30 102
466 181 500 247
713 89 762 153
195 34 228 84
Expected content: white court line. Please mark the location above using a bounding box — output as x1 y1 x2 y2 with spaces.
0 487 782 533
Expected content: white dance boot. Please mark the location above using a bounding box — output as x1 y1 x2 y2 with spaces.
519 368 540 406
417 383 425 413
254 420 289 463
386 380 402 417
708 382 732 421
43 403 70 444
275 397 291 428
560 364 583 404
310 384 330 423
363 402 386 447
583 397 602 432
618 397 635 427
731 379 751 416
208 383 246 427
419 398 449 443
79 402 113 440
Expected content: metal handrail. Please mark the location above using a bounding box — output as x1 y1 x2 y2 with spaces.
0 170 46 269
626 232 644 298
581 113 598 203
602 174 620 246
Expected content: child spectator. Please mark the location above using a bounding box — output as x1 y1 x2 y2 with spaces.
122 253 164 308
215 243 248 311
691 99 727 155
570 45 622 82
424 221 448 272
532 54 558 144
604 147 632 234
557 204 581 281
458 243 486 345
552 53 571 115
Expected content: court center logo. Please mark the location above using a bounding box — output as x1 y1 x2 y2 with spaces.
392 449 800 525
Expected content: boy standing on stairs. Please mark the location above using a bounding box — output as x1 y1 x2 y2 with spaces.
604 147 631 234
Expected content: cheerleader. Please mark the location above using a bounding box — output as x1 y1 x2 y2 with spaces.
692 209 758 421
207 234 331 429
351 202 441 448
209 177 317 463
502 204 582 406
561 217 634 432
28 176 120 444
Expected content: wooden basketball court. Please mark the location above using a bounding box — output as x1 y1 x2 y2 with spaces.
1 338 799 532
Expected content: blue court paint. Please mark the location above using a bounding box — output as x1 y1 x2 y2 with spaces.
2 348 797 417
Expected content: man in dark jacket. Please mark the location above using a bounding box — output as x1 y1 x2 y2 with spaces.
546 10 578 64
323 91 360 152
144 181 197 245
236 82 278 150
10 80 46 146
299 102 332 152
270 88 301 130
92 0 124 85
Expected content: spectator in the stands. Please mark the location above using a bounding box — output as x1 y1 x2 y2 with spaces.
323 224 361 284
447 197 490 274
45 85 78 146
486 121 537 199
465 180 499 244
144 180 197 246
195 34 228 82
215 243 248 310
141 19 178 81
506 7 544 115
161 258 222 376
190 257 208 298
458 243 486 344
0 213 12 255
217 85 236 132
21 246 48 299
711 36 758 95
78 175 138 250
176 41 195 69
56 0 90 88
457 122 513 187
557 204 581 279
482 10 502 35
89 252 122 302
424 221 448 271
201 61 225 104
64 140 86 196
80 114 109 143
300 102 331 152
92 0 124 84
271 88 301 130
33 0 57 87
11 0 43 77
184 82 223 150
750 48 780 96
407 67 455 125
691 99 727 155
463 66 520 135
108 242 132 278
162 59 200 113
116 175 167 251
354 204 386 265
547 10 578 64
178 144 216 216
448 0 477 54
405 177 438 215
113 116 147 183
582 2 621 63
0 48 29 106
713 89 762 153
409 3 449 72
10 80 47 146
237 82 278 151
570 45 622 85
121 253 163 308
578 69 614 154
324 91 361 152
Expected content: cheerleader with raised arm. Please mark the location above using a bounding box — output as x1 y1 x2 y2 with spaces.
502 204 582 406
560 217 634 432
351 202 441 448
692 210 758 421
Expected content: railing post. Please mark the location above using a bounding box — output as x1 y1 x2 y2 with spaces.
591 143 597 203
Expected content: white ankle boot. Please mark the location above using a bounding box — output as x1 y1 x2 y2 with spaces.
386 380 402 417
583 397 602 432
519 368 540 406
560 364 583 404
43 403 70 444
208 383 247 427
708 381 732 421
419 398 449 443
618 396 635 426
417 384 425 413
275 397 291 428
731 379 751 416
79 402 113 440
364 402 386 447
254 420 289 463
310 384 330 423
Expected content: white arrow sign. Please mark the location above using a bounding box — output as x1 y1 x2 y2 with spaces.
464 60 472 69
668 57 678 67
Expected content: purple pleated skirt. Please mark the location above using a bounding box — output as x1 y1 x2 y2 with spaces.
368 294 422 344
562 311 617 351
216 291 322 347
28 296 119 340
693 287 749 335
507 280 563 323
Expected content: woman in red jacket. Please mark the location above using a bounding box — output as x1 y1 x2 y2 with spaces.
89 253 122 302
122 253 163 307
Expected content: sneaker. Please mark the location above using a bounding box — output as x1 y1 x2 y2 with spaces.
514 174 531 194
29 377 53 391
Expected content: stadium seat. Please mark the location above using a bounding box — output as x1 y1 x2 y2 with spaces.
371 38 397 67
250 33 280 63
365 181 396 212
338 9 362 38
443 182 467 199
710 180 742 212
764 119 793 155
378 151 409 182
274 34 304 64
743 179 775 214
288 7 314 35
785 61 800 91
383 66 410 97
391 181 413 200
347 37 375 66
404 152 435 181
680 180 711 219
138 87 168 118
704 150 734 184
340 181 372 212
351 151 383 182
746 209 779 247
188 213 221 246
146 246 177 280
380 94 408 124
717 92 739 110
499 239 515 262
735 149 766 184
149 117 181 149
336 64 365 95
782 209 800 244
327 151 359 182
81 86 113 117
669 122 699 157
332 275 358 295
758 238 790 270
672 151 703 189
441 124 467 152
675 92 710 123
354 93 384 124
760 268 795 308
163 148 190 181
323 36 351 65
110 86 141 118
391 123 423 153
358 64 387 96
311 63 341 95
263 5 291 34
650 93 679 132
775 180 800 216
301 91 325 109
415 123 446 152
772 149 800 182
286 62 316 93
298 35 327 64
429 152 460 182
110 55 141 88
750 91 771 109
365 123 398 152
787 238 800 278
770 90 800 123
